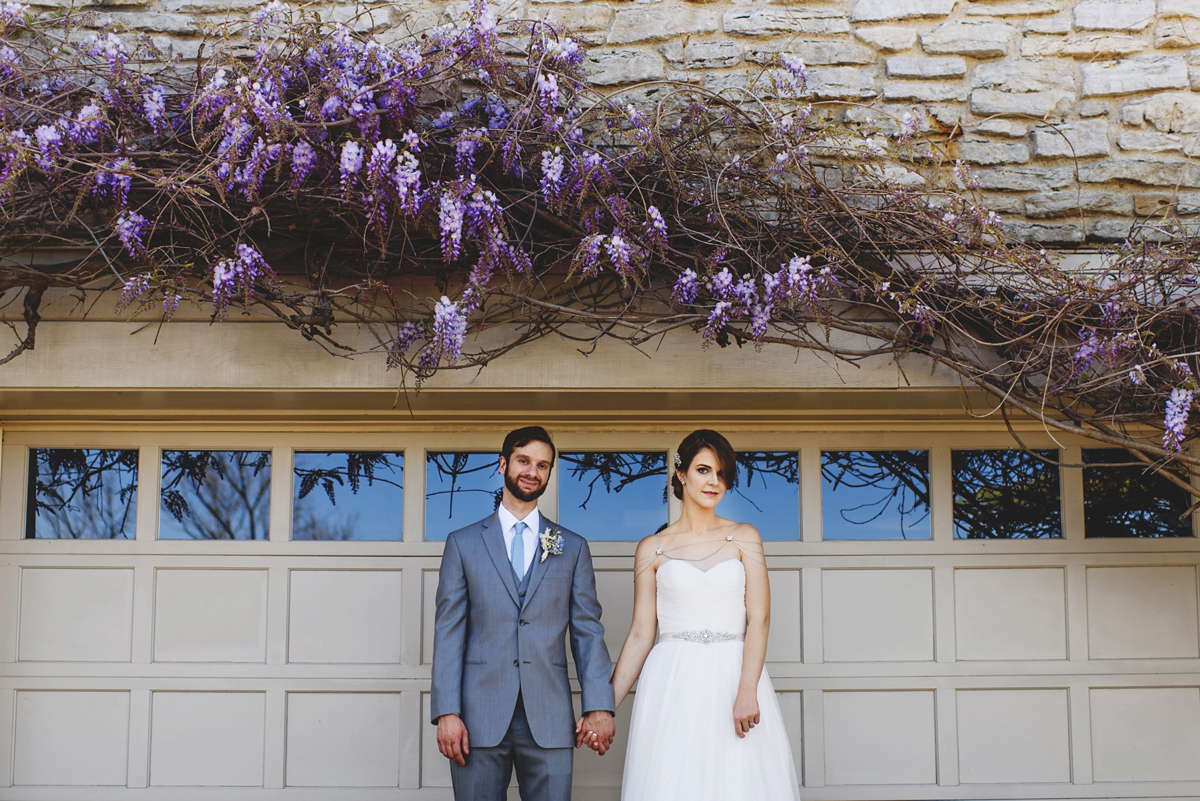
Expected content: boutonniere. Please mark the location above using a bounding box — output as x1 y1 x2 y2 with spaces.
539 527 564 562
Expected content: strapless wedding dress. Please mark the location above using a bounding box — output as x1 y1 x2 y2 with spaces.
620 558 801 800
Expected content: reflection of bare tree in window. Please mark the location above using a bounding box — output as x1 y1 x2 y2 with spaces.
293 451 403 540
822 450 931 537
160 451 271 540
952 449 1060 539
26 449 138 539
730 452 798 514
426 452 501 517
560 453 667 508
1084 449 1192 538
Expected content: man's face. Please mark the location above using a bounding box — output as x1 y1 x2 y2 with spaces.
500 440 554 503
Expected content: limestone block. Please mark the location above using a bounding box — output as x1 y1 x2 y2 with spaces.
980 192 1026 213
161 0 261 11
959 138 1030 164
920 21 1016 57
855 26 918 51
883 81 964 100
585 50 665 85
851 0 956 22
724 8 850 36
1081 56 1189 96
970 88 1073 118
973 59 1074 92
1117 131 1184 151
1031 120 1111 157
974 166 1077 190
1156 17 1200 48
89 11 198 33
749 41 874 66
152 35 204 60
1078 158 1200 186
1021 34 1144 58
805 67 877 98
608 7 718 45
1025 17 1072 34
1073 0 1155 30
1080 100 1110 117
533 5 611 40
976 119 1027 137
1024 190 1131 217
965 0 1057 15
1088 219 1134 240
1160 0 1200 15
883 82 967 101
1133 194 1176 215
1007 222 1085 245
1175 193 1200 214
660 40 742 68
1133 92 1200 132
886 56 966 77
326 6 391 33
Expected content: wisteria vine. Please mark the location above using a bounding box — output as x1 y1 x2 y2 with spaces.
0 1 1198 499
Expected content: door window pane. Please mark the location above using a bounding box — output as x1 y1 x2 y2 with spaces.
953 449 1061 539
293 451 404 541
425 452 500 541
159 451 271 540
1083 449 1194 538
559 452 668 540
822 450 931 540
718 452 799 541
26 448 139 539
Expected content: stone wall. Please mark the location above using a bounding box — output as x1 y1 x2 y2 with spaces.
57 0 1200 244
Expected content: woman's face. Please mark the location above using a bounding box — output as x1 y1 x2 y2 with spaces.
678 447 726 509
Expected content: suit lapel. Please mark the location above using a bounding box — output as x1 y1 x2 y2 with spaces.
480 512 520 606
521 519 554 609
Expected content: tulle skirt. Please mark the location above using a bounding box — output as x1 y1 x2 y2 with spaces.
620 640 801 801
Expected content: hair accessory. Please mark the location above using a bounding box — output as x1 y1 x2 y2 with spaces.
672 452 682 469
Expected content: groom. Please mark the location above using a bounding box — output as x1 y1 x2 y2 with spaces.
432 425 616 800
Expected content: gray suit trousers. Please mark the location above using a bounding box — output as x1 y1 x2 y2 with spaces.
449 696 572 801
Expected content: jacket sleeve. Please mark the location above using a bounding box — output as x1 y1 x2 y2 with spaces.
430 531 468 723
568 536 616 714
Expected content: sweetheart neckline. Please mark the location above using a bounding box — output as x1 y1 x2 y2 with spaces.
657 557 744 575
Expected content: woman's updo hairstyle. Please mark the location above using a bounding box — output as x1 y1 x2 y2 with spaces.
671 429 738 500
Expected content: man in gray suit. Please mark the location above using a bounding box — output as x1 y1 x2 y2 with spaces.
432 426 616 800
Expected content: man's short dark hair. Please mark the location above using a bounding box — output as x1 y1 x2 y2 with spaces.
501 426 556 466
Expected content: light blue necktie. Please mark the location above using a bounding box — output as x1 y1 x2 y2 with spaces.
511 521 527 580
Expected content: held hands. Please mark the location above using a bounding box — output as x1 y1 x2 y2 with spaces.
575 711 616 755
436 714 470 766
733 689 760 738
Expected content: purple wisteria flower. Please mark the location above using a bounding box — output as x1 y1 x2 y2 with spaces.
645 205 667 249
536 72 559 112
84 33 128 71
704 301 732 346
709 267 734 299
394 321 424 353
0 44 18 82
339 140 363 195
431 295 467 363
0 1 29 29
116 272 153 312
94 158 133 208
33 124 63 172
211 244 275 318
1164 388 1194 453
1129 365 1145 386
672 268 698 305
290 140 318 186
143 86 168 135
605 231 633 276
540 147 564 200
115 211 149 258
367 138 397 185
70 102 109 146
439 187 466 261
393 149 422 212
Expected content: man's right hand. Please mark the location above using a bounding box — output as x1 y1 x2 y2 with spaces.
437 714 470 766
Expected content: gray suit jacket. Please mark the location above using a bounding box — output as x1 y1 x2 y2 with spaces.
430 511 615 748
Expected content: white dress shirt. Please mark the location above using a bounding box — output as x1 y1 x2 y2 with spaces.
497 504 540 576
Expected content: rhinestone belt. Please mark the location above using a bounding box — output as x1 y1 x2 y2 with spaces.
657 629 744 645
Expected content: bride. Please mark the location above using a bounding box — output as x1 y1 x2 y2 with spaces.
608 429 800 800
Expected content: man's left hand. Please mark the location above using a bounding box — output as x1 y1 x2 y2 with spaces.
575 711 615 755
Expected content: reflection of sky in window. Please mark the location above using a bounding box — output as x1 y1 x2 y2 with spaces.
718 453 799 540
822 450 931 540
159 451 272 540
1083 448 1193 538
27 448 139 539
559 453 667 540
952 449 1061 539
425 452 501 541
293 452 404 541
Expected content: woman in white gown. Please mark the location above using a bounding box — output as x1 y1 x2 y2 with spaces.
609 429 801 801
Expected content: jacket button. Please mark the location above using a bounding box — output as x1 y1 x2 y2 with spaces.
513 659 519 666
519 619 528 626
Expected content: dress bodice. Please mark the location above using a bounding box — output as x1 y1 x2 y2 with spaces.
655 558 747 636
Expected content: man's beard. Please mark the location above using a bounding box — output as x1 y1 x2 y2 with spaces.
505 468 547 502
